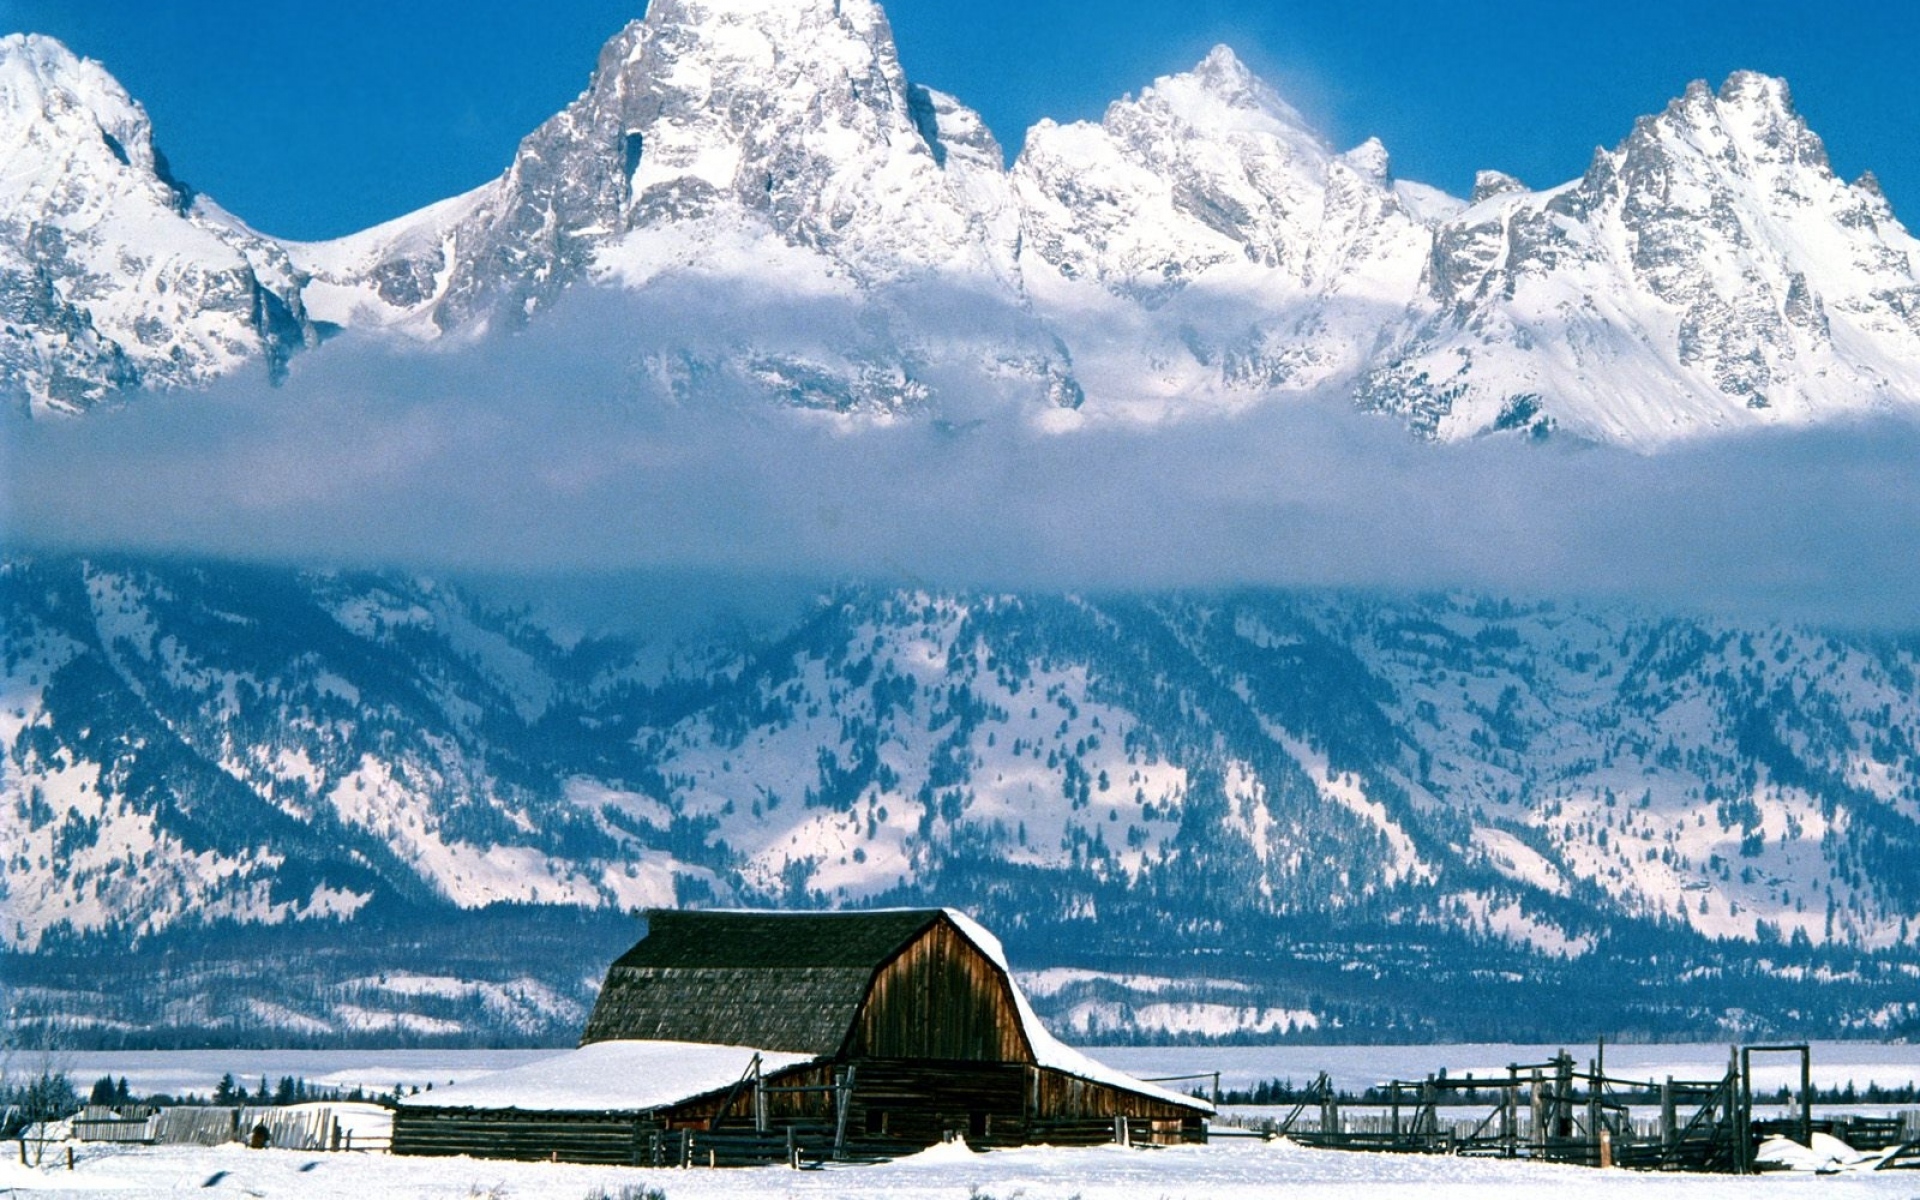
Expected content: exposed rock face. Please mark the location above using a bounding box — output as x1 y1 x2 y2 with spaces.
296 0 1015 325
1013 49 1416 298
0 34 315 414
1005 47 1430 407
288 0 1045 414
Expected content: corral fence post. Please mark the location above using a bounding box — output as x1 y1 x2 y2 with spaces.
1554 1053 1575 1140
1587 1056 1601 1163
1530 1068 1546 1151
832 1066 856 1161
1799 1045 1813 1148
1737 1046 1752 1176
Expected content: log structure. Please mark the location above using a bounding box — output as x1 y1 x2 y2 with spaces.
394 908 1211 1164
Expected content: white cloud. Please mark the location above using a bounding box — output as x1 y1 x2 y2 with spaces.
8 288 1920 627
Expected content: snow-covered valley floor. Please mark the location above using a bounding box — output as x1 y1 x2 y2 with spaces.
57 1042 1920 1104
18 1045 1920 1197
7 1136 1920 1200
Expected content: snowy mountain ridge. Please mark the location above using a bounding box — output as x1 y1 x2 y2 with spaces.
6 5 1920 443
1364 73 1920 443
7 558 1920 1042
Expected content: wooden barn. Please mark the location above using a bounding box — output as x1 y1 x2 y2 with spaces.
394 908 1211 1165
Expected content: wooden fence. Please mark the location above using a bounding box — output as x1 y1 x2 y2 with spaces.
1221 1044 1920 1174
60 1105 392 1152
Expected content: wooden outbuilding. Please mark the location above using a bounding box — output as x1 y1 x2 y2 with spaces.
394 908 1211 1164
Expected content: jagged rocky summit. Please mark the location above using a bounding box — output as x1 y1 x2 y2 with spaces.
4 2 1920 445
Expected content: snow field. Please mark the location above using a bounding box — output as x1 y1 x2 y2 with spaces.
25 1042 1920 1196
59 1043 1920 1115
7 1134 1920 1199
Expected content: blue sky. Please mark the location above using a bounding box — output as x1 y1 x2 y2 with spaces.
5 0 1917 243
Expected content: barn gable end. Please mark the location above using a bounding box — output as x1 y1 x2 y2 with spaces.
847 915 1031 1062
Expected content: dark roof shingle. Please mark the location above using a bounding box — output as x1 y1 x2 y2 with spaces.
582 909 943 1054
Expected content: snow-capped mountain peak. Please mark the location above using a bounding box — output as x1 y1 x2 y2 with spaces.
9 7 1920 448
1363 72 1920 446
1154 43 1317 139
1005 45 1432 413
294 0 1012 341
1699 71 1822 163
0 33 316 414
1341 137 1392 183
1012 45 1417 290
0 33 177 200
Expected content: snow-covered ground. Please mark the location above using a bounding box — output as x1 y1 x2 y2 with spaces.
57 1041 1920 1105
55 1049 564 1102
5 1135 1920 1199
13 1044 1920 1196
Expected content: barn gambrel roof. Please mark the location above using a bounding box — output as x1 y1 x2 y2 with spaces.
581 908 957 1055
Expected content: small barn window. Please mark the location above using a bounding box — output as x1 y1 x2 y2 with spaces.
969 1111 987 1139
865 1109 886 1135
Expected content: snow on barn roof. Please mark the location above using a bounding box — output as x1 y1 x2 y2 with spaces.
398 1039 817 1113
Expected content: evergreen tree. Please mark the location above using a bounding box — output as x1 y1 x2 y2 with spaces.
20 1071 76 1121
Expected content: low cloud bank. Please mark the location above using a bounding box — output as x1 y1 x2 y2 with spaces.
7 292 1920 627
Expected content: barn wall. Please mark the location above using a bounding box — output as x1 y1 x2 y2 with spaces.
666 1059 1028 1145
393 1106 657 1163
664 1062 840 1128
1034 1068 1207 1121
846 919 1029 1061
843 1058 1029 1145
395 1057 1207 1164
663 1057 1204 1144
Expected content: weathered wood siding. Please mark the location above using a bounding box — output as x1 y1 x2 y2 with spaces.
1035 1067 1205 1121
393 1107 658 1164
670 1058 1202 1144
664 1062 840 1128
846 918 1029 1061
841 1058 1029 1145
